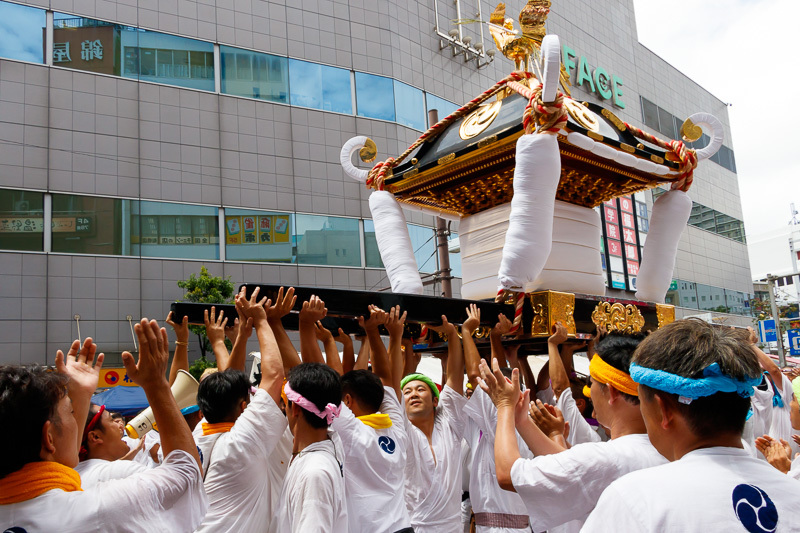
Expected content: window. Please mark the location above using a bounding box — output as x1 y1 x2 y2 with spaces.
426 94 459 124
653 188 745 243
132 201 218 259
118 25 214 91
295 214 360 266
0 1 45 64
289 59 352 114
393 80 426 131
224 208 293 262
641 97 659 131
448 231 461 278
51 194 126 255
355 72 395 121
364 219 381 268
408 223 437 273
220 46 288 103
0 189 44 251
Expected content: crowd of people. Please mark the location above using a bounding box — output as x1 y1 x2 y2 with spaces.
1 285 799 532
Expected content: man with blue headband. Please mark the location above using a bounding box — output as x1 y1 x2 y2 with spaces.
584 318 800 532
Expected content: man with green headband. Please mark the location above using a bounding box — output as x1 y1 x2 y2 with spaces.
584 319 800 532
401 315 468 533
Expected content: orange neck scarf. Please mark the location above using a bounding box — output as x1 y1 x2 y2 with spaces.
202 422 235 436
0 461 82 504
589 355 639 397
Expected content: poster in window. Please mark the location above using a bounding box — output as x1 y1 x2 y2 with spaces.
259 216 272 243
0 217 44 233
603 206 617 224
159 217 176 244
141 216 159 244
610 271 626 289
226 216 241 245
624 243 638 261
622 227 637 245
242 216 257 244
619 196 634 213
606 223 620 240
175 216 193 244
621 212 634 229
193 217 210 244
607 239 622 257
626 260 640 276
273 215 290 243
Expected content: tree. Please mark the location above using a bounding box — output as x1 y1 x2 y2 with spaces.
177 266 235 361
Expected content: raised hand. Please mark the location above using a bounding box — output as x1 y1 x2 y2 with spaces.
493 313 513 336
266 286 297 321
529 399 566 438
463 303 481 335
385 305 407 339
755 434 792 473
513 388 532 427
314 321 334 342
299 294 327 324
548 321 568 345
121 319 170 391
56 337 105 397
335 327 352 346
359 304 388 332
238 286 270 325
165 311 189 343
204 306 228 347
429 315 456 335
478 357 521 409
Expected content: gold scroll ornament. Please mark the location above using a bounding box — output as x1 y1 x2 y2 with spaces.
591 302 645 334
529 290 576 337
459 100 503 140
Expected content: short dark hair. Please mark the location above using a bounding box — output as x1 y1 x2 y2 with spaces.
0 366 69 478
110 412 123 421
595 332 645 405
287 363 342 429
569 376 593 418
633 319 761 439
196 369 251 424
341 370 384 413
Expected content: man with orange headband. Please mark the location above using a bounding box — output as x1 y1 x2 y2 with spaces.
74 404 148 488
478 331 665 533
194 287 290 533
0 320 207 532
584 319 800 532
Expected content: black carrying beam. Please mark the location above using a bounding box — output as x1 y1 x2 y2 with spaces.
239 283 515 327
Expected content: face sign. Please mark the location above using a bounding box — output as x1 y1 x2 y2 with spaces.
49 395 80 468
402 380 438 419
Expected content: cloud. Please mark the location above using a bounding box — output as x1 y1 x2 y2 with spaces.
633 0 800 237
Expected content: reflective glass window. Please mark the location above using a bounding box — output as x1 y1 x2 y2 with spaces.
364 219 381 268
131 201 218 259
448 232 462 278
0 188 44 251
657 107 676 139
426 94 459 123
393 80 425 130
0 1 45 63
697 283 728 313
224 208 293 262
641 97 659 131
713 212 746 243
52 194 126 255
355 72 395 121
289 59 352 114
408 224 436 273
295 214 360 267
220 46 288 103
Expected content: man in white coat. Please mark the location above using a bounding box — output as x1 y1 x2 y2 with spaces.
584 319 800 532
0 320 208 532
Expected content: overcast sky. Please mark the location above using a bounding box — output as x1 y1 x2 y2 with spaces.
632 0 800 239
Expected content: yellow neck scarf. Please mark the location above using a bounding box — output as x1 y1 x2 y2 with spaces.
357 413 393 429
0 461 82 504
589 355 639 397
202 422 235 436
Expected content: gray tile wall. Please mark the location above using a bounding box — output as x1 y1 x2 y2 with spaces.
0 0 752 364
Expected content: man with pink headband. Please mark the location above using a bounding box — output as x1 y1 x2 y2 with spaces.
270 362 346 533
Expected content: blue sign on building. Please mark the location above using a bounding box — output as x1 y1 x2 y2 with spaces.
759 319 778 343
788 329 800 356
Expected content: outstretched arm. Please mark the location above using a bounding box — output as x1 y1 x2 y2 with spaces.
477 358 521 491
315 321 343 375
548 322 570 400
354 336 371 371
461 304 482 389
432 316 464 394
337 329 355 374
205 307 231 371
298 295 326 364
359 306 390 384
385 306 407 397
238 288 284 403
266 287 301 371
227 288 255 372
122 319 201 469
166 312 189 386
56 338 104 448
490 314 512 367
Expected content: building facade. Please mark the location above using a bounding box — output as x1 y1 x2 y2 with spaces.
0 0 753 365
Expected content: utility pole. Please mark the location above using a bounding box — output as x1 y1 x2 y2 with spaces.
766 274 785 367
428 108 453 298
